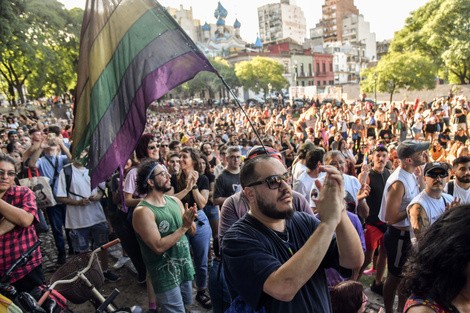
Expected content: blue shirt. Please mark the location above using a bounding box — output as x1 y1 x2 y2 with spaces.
36 155 69 194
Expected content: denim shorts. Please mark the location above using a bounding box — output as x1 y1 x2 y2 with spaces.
70 222 109 253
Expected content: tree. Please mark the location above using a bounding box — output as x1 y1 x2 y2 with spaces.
390 0 470 84
361 52 436 103
235 56 288 98
185 56 240 100
0 0 82 105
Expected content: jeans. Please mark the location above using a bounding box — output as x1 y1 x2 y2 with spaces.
46 203 71 256
208 259 231 313
187 210 212 289
155 280 192 313
69 222 109 252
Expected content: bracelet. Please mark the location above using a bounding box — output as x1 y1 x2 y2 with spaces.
192 185 198 190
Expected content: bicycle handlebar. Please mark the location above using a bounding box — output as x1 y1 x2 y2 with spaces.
38 238 122 306
100 238 120 251
1 240 41 284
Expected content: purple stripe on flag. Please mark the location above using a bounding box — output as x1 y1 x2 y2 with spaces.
90 51 213 186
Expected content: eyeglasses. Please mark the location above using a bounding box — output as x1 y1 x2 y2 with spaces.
151 170 168 179
0 169 17 177
147 145 158 150
247 172 291 189
426 172 448 179
160 144 169 148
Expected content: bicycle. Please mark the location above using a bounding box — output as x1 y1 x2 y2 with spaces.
0 239 69 313
38 239 142 313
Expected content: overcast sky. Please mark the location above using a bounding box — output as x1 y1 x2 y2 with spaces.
59 0 429 42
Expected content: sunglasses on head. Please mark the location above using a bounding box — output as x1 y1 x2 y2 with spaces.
247 172 291 189
426 171 448 179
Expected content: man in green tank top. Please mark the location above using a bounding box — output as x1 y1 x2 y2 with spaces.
133 160 197 313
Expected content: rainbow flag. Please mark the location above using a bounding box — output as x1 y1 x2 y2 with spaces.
72 0 216 187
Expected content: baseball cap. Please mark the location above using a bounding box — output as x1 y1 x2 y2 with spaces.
424 162 447 175
246 146 283 162
396 140 430 159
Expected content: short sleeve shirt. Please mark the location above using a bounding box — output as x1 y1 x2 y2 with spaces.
222 212 339 313
0 186 42 283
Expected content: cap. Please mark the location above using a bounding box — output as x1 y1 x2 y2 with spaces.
246 146 283 162
396 140 430 159
424 162 447 175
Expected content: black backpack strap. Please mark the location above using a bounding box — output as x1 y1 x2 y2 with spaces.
447 180 454 196
63 164 86 199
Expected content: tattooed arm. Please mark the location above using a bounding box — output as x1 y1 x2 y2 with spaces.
407 203 430 242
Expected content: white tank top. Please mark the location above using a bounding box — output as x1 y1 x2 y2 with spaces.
379 167 420 227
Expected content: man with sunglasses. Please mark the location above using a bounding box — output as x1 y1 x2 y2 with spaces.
407 163 456 243
378 140 429 313
222 155 363 312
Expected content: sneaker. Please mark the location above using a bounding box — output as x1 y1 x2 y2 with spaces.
196 289 212 309
363 268 377 276
103 270 121 282
370 280 384 296
113 256 130 269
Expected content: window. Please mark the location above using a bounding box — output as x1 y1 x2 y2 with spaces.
322 63 326 73
309 64 312 76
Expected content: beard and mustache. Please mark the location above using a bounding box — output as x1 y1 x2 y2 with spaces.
255 189 294 220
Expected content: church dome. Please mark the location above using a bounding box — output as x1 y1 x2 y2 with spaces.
216 17 225 26
202 22 211 31
234 18 241 29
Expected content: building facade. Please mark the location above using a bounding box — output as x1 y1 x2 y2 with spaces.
257 0 307 45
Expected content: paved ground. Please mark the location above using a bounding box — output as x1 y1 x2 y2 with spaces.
39 231 386 312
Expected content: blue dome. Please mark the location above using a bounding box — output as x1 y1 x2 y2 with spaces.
234 19 241 29
216 2 228 18
216 17 225 26
202 22 211 31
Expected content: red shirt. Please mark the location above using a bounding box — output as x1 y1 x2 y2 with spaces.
0 186 42 283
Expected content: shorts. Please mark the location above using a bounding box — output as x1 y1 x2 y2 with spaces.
383 226 411 277
204 205 219 221
364 224 384 251
70 222 109 253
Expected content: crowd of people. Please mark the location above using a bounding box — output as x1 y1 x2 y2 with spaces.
0 93 469 313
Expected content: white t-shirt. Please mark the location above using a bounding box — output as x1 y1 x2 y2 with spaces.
56 164 106 229
445 181 470 204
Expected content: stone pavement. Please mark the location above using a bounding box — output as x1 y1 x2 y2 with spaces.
39 230 387 312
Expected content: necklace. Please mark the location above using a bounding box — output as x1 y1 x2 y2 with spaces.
271 227 294 256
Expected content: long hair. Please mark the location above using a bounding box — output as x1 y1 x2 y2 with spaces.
175 147 201 202
330 281 364 313
402 204 470 308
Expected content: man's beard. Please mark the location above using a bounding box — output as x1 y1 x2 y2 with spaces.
255 192 294 220
456 175 470 184
154 181 171 193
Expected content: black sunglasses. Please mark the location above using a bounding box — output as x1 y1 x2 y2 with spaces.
247 172 291 189
426 172 448 179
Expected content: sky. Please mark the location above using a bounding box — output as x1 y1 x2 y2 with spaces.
58 0 429 42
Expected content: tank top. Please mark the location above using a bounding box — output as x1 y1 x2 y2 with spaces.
136 196 195 293
407 191 453 240
366 169 390 226
379 168 420 227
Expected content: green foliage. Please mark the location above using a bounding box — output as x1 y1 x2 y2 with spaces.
361 52 436 102
234 56 288 97
185 56 240 99
390 0 470 84
0 0 82 105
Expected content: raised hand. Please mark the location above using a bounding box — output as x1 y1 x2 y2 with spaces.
316 165 345 228
182 203 198 229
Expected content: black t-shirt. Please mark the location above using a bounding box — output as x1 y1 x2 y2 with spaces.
214 170 241 200
222 212 339 313
170 173 209 209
